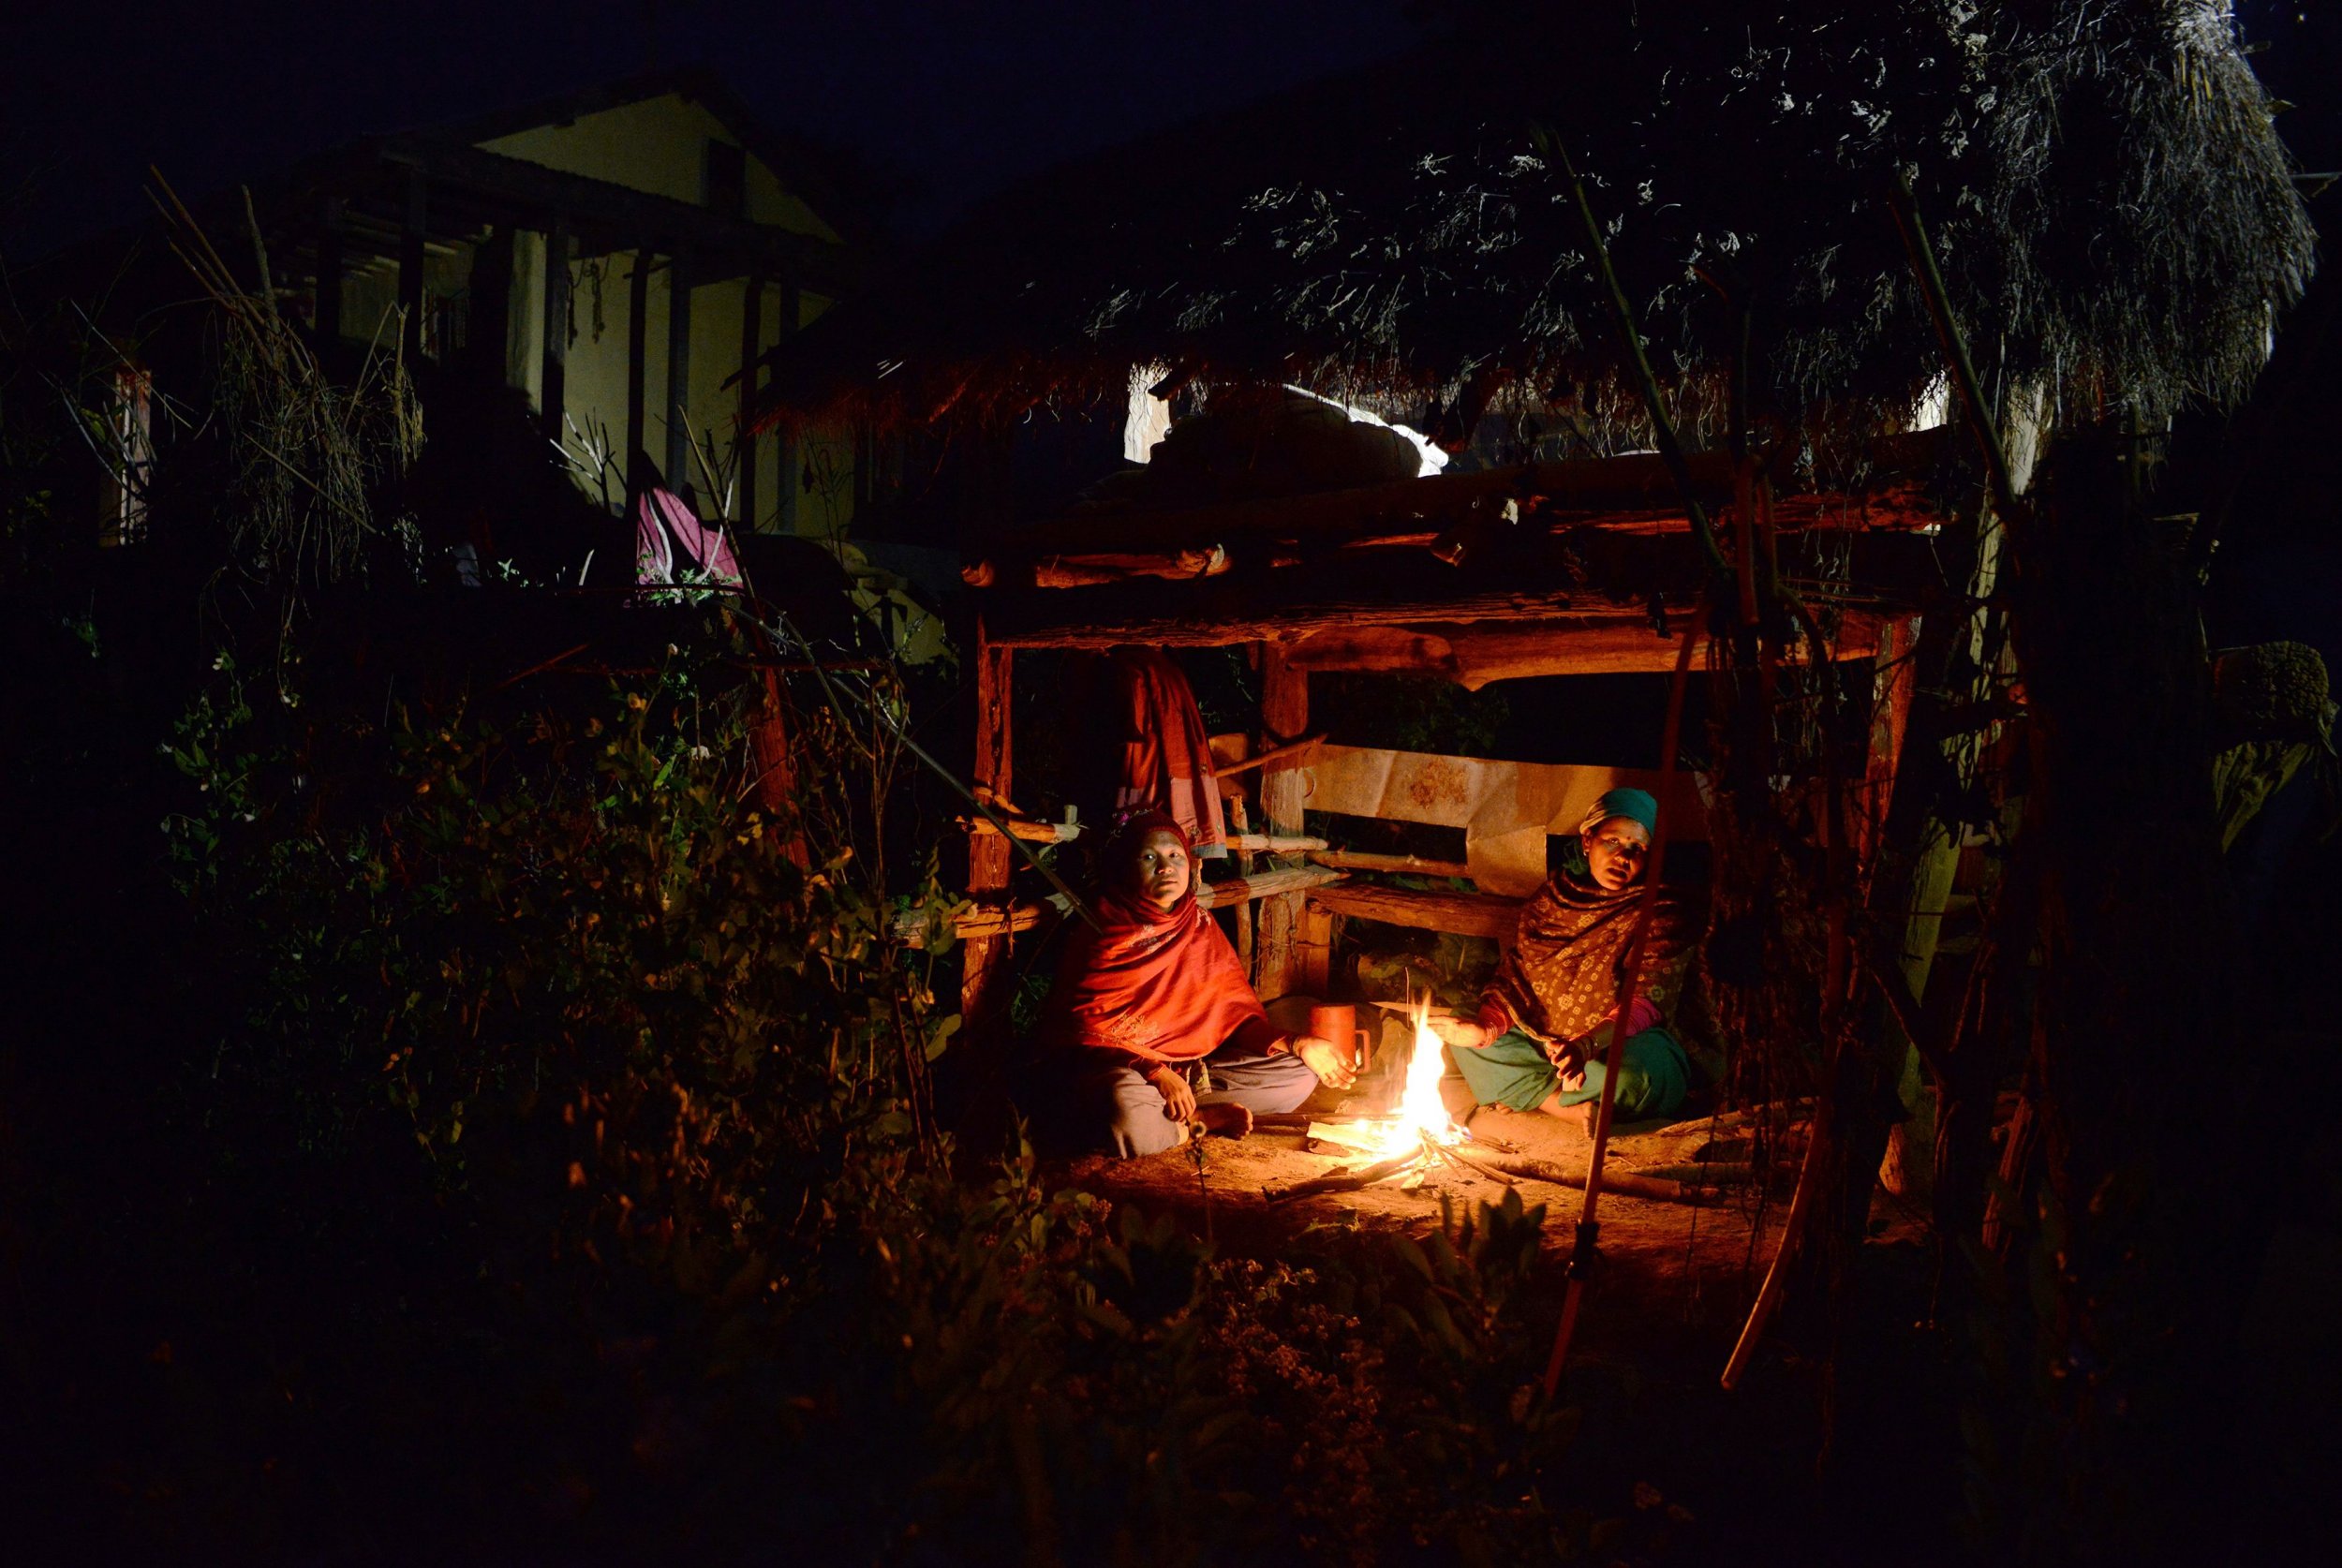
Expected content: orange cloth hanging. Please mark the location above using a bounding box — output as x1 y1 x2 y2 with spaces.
1108 647 1229 857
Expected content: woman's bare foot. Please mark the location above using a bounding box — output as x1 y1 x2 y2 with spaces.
1538 1093 1594 1136
1195 1102 1253 1139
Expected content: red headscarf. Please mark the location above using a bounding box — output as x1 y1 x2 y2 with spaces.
1041 811 1271 1063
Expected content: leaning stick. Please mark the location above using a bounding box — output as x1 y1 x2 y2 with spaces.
1264 1152 1420 1204
1540 589 1703 1399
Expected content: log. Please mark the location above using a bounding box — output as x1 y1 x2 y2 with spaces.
1198 865 1342 910
1308 850 1474 880
999 434 1952 561
1212 732 1327 778
1308 883 1524 940
1265 1152 1423 1203
945 866 1346 940
964 545 1231 588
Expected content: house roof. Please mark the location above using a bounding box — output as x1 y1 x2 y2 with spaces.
750 2 2314 456
415 66 873 249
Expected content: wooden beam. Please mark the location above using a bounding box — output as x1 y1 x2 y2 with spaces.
1211 732 1326 778
539 218 571 444
984 549 1588 648
996 434 1951 561
665 252 694 490
1278 608 1893 684
1254 646 1310 998
1198 865 1344 909
948 865 1345 940
1308 850 1474 880
1308 883 1526 941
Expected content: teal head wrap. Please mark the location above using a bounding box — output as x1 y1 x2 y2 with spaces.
1579 786 1658 838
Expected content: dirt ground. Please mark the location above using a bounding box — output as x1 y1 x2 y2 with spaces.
1044 1049 1887 1353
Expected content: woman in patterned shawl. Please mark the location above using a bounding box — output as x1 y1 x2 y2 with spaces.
1037 810 1356 1156
1428 788 1696 1129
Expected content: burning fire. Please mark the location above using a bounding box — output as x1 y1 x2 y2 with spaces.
1368 995 1462 1157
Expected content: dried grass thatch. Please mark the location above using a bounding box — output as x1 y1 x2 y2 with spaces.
756 2 2311 458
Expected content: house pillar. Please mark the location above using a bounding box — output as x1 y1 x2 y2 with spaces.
626 248 652 475
736 266 762 529
539 218 571 444
664 252 693 492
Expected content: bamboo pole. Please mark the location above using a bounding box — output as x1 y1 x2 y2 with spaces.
1541 591 1703 1398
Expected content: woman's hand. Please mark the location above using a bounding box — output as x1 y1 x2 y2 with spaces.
1149 1065 1197 1122
1291 1034 1357 1090
1426 1015 1490 1051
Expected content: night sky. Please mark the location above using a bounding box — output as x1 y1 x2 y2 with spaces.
4 0 1425 257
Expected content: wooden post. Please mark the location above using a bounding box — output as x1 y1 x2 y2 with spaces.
962 633 1015 1038
1254 644 1311 998
397 167 427 364
314 197 344 345
1855 614 1921 880
539 219 571 445
626 249 651 469
665 252 694 492
736 269 762 529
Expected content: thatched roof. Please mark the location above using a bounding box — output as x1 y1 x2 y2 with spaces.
754 2 2313 455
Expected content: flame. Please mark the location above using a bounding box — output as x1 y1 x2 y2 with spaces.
1369 994 1460 1156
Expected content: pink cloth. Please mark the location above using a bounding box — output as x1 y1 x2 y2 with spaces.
634 485 743 587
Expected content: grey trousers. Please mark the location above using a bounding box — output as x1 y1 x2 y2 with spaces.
1070 1045 1320 1158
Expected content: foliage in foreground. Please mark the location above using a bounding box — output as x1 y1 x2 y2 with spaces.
116 631 1686 1562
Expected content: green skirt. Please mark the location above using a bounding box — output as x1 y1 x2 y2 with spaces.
1450 1025 1689 1120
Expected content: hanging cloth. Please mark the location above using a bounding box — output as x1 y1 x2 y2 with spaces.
1108 647 1229 858
634 482 744 588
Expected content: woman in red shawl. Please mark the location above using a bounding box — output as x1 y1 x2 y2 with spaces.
1039 811 1356 1157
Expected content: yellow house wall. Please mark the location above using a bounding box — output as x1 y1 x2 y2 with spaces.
516 250 833 535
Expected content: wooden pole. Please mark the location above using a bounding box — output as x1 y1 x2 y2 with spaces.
626 249 652 471
1541 594 1702 1398
1253 645 1310 998
539 218 571 446
665 251 694 490
736 269 762 529
961 631 1015 1039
